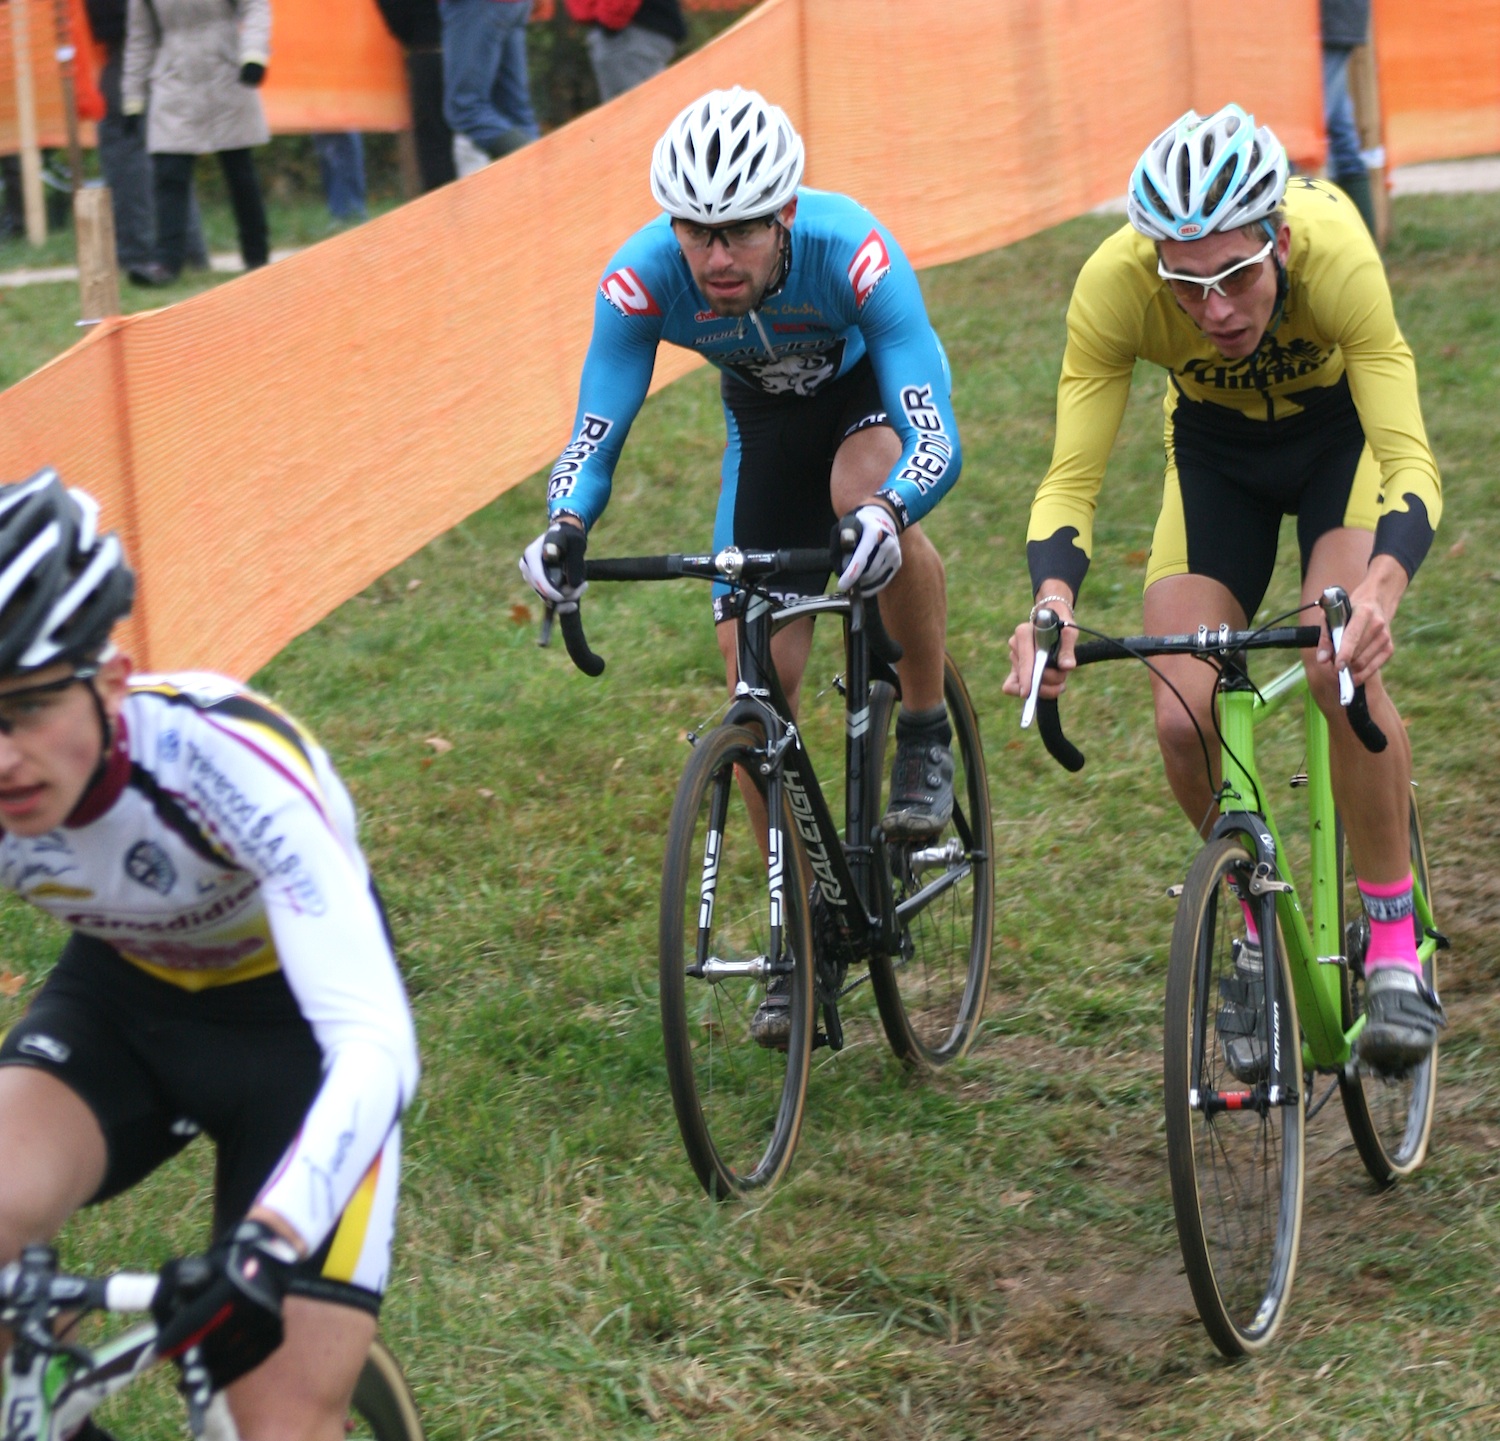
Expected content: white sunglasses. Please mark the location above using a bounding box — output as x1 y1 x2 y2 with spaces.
1156 238 1274 301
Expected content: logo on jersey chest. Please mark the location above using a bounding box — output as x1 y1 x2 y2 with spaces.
601 268 660 317
848 230 891 309
125 840 177 895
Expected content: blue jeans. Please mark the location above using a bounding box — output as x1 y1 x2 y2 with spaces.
312 132 367 220
441 0 539 155
1322 46 1365 181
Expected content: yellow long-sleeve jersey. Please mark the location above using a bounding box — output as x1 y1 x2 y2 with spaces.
1026 177 1441 595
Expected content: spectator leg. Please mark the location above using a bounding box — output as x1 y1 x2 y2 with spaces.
406 47 456 190
312 132 367 222
95 52 156 269
585 24 676 104
442 0 534 158
218 149 269 269
151 152 195 276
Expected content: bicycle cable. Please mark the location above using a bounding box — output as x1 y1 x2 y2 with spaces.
1063 620 1224 814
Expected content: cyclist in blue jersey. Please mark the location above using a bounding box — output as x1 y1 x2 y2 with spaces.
0 471 419 1441
521 86 962 838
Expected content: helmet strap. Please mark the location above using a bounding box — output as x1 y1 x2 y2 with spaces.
81 676 114 795
752 221 793 310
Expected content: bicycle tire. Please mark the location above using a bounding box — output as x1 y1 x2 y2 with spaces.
1337 792 1440 1184
1164 835 1305 1357
867 656 994 1068
659 723 816 1199
349 1338 424 1441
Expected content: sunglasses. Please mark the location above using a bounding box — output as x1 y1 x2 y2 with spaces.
672 216 779 255
1157 238 1274 301
0 666 98 736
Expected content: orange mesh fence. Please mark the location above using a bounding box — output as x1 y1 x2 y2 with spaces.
0 0 93 150
259 0 408 133
2 0 1333 677
1374 0 1500 167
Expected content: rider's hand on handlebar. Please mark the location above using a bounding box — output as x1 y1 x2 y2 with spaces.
520 521 588 612
152 1219 297 1391
1317 560 1405 688
1002 594 1077 701
834 503 902 594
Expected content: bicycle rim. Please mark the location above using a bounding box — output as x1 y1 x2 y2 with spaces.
349 1338 425 1441
1164 836 1305 1356
868 657 994 1068
659 723 815 1199
1337 793 1440 1183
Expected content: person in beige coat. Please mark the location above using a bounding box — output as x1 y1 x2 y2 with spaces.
122 0 272 284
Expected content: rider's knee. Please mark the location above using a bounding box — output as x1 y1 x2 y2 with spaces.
1154 697 1208 764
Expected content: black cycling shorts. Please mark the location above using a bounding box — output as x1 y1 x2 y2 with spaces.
1149 374 1381 619
0 933 381 1314
711 354 890 621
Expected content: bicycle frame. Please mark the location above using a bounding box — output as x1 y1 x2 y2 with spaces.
722 588 899 974
4 1320 160 1441
1212 660 1440 1077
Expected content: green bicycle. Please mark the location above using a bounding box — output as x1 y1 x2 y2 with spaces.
0 1246 423 1440
1026 585 1446 1356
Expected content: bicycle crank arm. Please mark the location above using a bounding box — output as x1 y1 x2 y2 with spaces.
894 860 972 922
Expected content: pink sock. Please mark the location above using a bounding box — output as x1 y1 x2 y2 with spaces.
1358 874 1421 975
1239 899 1260 946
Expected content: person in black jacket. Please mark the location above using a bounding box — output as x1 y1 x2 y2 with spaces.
82 0 207 274
371 0 457 191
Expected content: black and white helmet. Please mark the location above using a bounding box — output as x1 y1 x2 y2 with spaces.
0 469 135 678
1127 104 1288 242
650 87 804 224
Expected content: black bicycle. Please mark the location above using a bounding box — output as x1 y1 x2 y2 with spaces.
544 535 993 1199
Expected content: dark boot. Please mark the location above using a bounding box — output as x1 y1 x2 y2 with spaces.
1333 169 1377 238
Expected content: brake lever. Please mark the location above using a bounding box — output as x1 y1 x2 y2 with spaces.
1318 585 1356 707
1021 608 1062 729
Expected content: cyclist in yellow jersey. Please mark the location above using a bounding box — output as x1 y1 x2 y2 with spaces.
1003 104 1444 1069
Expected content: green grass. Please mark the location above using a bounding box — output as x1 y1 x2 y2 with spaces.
0 194 400 389
3 193 1499 1439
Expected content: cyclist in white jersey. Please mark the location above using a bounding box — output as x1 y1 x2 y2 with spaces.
0 470 419 1441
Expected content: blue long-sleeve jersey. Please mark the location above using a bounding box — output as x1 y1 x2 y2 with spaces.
547 188 960 532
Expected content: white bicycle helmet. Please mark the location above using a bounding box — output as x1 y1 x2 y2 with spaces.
0 468 134 677
1127 104 1288 242
650 87 804 224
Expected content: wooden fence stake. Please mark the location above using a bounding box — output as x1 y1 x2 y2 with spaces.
9 0 48 246
75 185 120 322
1348 41 1391 248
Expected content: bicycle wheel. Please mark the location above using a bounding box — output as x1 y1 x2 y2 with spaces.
348 1338 424 1441
867 657 994 1068
660 723 816 1199
1337 792 1440 1184
1163 835 1305 1357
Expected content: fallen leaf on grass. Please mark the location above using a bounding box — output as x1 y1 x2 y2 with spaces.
1125 548 1149 566
1448 538 1466 558
407 578 423 592
477 787 495 800
510 603 533 624
0 971 23 998
1000 1189 1035 1211
425 736 454 753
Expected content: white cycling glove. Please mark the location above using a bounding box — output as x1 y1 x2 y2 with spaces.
835 503 902 594
520 525 587 612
